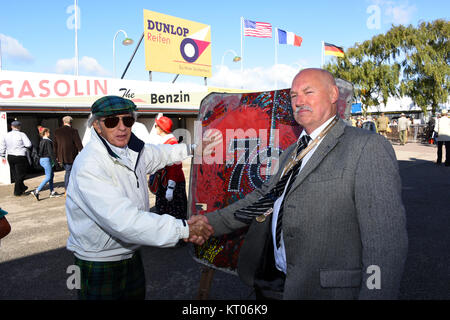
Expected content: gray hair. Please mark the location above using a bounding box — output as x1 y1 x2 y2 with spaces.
87 111 138 128
62 116 73 124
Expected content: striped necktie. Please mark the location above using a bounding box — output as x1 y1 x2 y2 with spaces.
275 134 311 248
234 135 311 226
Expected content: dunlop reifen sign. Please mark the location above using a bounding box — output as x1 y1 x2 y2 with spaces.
143 9 212 78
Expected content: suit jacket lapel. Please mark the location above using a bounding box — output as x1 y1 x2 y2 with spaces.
288 119 347 192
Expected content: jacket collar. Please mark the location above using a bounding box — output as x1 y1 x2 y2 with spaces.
93 129 144 159
128 132 145 153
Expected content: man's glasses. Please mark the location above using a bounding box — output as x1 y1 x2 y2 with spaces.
100 116 135 128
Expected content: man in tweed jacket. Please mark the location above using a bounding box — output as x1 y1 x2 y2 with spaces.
54 116 83 191
204 69 408 299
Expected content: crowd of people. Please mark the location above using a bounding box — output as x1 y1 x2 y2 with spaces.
348 112 441 147
0 68 449 300
0 118 84 200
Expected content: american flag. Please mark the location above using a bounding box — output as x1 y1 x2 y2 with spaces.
244 19 272 38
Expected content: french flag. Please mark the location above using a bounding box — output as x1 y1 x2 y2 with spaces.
278 29 302 47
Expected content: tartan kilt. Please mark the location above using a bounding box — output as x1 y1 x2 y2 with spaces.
74 251 146 300
155 181 187 220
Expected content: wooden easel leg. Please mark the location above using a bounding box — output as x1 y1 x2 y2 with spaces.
196 267 215 300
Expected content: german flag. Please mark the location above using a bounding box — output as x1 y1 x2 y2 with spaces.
324 42 345 58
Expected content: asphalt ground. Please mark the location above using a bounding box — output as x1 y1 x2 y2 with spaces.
0 141 449 300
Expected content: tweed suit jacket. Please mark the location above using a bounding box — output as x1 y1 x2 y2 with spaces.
206 119 408 300
54 125 83 164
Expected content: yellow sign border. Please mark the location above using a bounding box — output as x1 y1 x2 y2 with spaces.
143 9 212 78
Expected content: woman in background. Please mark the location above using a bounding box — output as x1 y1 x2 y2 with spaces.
31 128 62 201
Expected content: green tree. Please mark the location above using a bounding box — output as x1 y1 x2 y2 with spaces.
394 20 450 115
326 19 450 115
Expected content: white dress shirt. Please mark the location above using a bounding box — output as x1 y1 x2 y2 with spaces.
272 116 335 274
105 140 133 168
0 129 32 157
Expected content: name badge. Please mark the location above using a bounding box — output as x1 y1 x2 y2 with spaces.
256 208 273 223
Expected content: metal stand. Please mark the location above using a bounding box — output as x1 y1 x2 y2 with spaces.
196 267 215 300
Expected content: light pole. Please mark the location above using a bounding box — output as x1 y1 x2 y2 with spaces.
220 49 241 87
221 49 241 69
113 30 133 78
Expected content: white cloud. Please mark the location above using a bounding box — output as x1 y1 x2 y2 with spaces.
0 34 33 63
55 58 74 74
78 56 110 76
385 3 417 25
209 62 307 91
369 0 417 26
55 56 110 76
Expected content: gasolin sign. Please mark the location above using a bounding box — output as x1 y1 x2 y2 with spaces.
143 9 212 78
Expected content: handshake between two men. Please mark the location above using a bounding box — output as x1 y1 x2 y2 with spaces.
181 130 222 246
184 215 214 246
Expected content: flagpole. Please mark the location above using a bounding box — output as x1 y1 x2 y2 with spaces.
321 41 324 69
0 38 2 71
74 0 79 76
240 17 244 73
275 27 278 89
275 28 278 66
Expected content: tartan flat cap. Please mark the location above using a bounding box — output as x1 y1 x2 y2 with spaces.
91 95 137 117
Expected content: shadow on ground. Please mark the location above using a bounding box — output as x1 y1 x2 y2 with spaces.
397 160 450 299
0 243 253 300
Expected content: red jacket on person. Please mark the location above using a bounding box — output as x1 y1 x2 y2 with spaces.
162 135 185 183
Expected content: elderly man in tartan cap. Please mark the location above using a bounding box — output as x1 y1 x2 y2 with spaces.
65 95 213 300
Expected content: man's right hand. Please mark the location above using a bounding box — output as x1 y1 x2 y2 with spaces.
185 215 214 245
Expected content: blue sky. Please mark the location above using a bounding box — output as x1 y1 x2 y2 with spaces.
0 0 448 90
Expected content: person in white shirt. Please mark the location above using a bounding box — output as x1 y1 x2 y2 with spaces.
434 109 450 166
0 120 32 196
65 95 213 300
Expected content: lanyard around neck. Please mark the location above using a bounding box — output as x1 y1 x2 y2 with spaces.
280 116 339 178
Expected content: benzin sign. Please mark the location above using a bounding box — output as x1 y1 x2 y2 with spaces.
150 91 190 104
